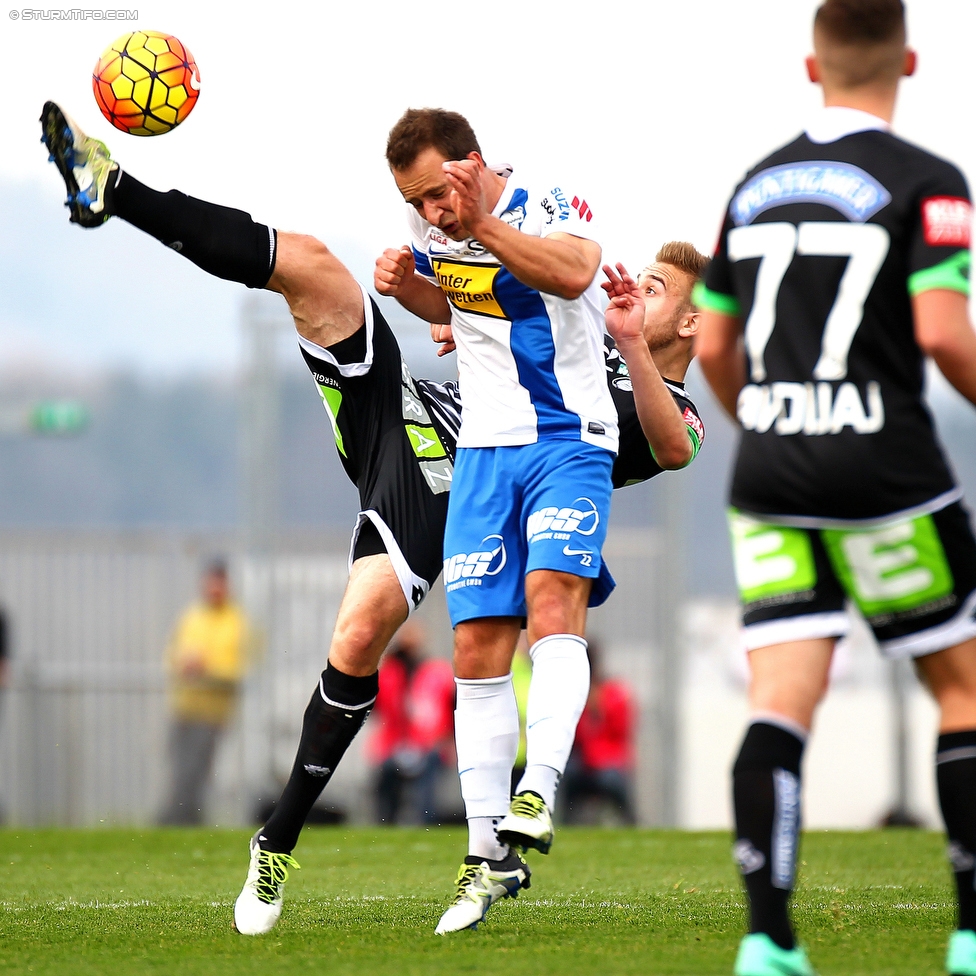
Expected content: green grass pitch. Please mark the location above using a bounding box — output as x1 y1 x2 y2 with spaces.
0 827 956 975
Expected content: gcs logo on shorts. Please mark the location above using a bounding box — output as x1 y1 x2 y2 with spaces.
526 498 600 542
444 535 507 590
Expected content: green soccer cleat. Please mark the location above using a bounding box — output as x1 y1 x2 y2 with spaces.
947 929 976 975
233 833 300 936
40 101 117 228
734 933 816 976
434 852 531 935
497 790 554 854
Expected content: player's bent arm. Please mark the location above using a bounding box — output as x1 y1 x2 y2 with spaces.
696 310 747 421
392 273 453 325
467 217 601 299
615 336 693 469
913 289 976 407
374 247 452 324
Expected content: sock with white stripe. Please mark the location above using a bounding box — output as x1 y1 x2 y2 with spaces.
732 719 805 951
515 634 590 809
109 170 277 288
260 663 378 853
937 729 976 931
455 674 519 860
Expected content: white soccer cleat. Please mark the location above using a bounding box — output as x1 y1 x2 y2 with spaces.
233 833 300 936
497 790 554 854
434 852 531 935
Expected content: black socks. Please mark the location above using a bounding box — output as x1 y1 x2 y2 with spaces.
732 721 805 951
259 663 379 854
109 170 277 288
937 729 976 932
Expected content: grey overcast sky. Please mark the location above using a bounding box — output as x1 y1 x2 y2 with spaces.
1 0 975 375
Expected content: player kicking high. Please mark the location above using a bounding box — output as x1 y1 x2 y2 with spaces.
39 100 706 935
696 2 976 974
377 109 625 934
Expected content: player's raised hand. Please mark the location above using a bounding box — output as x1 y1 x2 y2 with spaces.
602 263 646 345
443 157 488 236
431 322 456 357
374 245 415 296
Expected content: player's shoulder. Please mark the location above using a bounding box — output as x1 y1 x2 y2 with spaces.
513 168 597 230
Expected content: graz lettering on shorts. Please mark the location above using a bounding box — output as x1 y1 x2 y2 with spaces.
444 536 507 592
737 381 884 435
527 498 600 566
401 360 453 495
822 514 955 621
729 511 817 606
431 260 505 319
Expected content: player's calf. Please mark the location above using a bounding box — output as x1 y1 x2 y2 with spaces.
732 719 806 953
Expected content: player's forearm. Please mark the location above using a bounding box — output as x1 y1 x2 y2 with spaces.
467 216 597 299
931 346 976 407
393 274 453 324
616 337 693 469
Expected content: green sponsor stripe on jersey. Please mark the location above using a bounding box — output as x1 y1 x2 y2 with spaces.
405 424 447 460
728 509 817 604
318 385 346 458
821 513 953 619
907 249 971 297
693 282 742 316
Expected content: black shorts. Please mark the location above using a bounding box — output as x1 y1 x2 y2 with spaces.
729 500 976 657
298 286 460 611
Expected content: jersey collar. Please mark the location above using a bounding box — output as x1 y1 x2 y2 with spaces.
804 106 891 145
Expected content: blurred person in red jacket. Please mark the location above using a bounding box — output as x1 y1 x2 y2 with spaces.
562 641 636 825
369 619 455 824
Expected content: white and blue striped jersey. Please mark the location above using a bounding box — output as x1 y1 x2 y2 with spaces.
408 169 618 453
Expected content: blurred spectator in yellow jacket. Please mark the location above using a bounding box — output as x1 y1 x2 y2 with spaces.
159 559 251 825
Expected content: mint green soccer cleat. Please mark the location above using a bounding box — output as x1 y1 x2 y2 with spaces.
947 929 976 975
734 933 816 976
40 101 117 228
497 790 554 854
434 852 531 935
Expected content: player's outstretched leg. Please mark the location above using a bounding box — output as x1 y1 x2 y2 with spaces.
235 554 408 935
41 100 278 290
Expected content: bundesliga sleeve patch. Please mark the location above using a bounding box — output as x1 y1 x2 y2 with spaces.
921 196 973 248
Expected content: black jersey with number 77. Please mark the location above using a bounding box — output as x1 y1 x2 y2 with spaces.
698 126 972 525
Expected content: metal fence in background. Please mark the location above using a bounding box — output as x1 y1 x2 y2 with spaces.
0 526 678 828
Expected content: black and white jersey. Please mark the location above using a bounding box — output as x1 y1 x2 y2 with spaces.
699 108 972 525
604 336 704 489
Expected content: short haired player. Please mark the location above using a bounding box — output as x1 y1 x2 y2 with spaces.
375 109 702 934
695 3 976 974
40 99 706 935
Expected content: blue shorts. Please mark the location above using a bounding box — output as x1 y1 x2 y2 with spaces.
442 440 615 626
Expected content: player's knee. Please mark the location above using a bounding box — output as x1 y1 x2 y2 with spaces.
330 612 392 672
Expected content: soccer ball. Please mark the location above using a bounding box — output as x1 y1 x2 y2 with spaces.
92 31 200 136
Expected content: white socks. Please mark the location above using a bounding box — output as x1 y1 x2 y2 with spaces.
454 673 519 860
515 634 590 809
